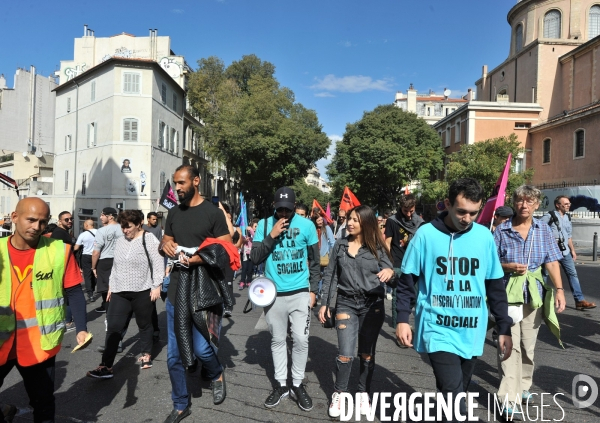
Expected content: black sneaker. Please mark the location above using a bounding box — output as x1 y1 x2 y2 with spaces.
86 365 113 379
223 309 232 318
264 385 289 408
0 404 17 422
290 384 313 411
95 306 106 313
163 406 191 423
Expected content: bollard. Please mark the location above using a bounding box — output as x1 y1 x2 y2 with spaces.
593 232 598 262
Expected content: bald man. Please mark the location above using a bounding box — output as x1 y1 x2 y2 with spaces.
0 198 88 422
75 218 98 303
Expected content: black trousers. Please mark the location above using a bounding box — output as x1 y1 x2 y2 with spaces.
428 351 477 423
0 356 55 423
81 254 96 299
240 258 254 284
103 290 153 368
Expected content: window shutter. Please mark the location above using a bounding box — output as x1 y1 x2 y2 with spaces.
175 131 179 154
173 93 177 112
67 97 71 113
133 74 140 94
91 81 96 101
69 135 72 150
161 83 167 104
93 122 97 146
131 119 138 141
87 125 90 148
124 120 131 141
124 73 131 93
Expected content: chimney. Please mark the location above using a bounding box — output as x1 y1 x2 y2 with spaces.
482 65 488 79
407 84 417 113
84 24 88 36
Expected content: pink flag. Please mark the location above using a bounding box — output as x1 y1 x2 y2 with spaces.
325 202 331 221
477 153 512 225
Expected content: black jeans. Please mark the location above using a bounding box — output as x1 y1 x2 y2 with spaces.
81 254 96 299
428 351 477 423
0 356 55 423
103 290 154 367
334 294 385 393
240 257 254 284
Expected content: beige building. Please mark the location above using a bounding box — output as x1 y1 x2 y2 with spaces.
305 167 331 194
45 27 232 230
394 84 470 125
434 0 600 186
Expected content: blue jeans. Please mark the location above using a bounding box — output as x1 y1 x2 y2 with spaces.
166 298 223 411
559 253 584 302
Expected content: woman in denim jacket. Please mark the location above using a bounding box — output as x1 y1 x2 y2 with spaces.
318 205 395 418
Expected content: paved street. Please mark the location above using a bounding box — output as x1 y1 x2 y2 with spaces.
2 262 599 422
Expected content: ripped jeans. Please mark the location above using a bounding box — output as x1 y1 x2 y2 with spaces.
334 293 385 393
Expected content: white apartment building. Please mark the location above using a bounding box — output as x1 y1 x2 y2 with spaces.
0 67 57 154
305 167 331 194
394 84 472 126
45 27 230 230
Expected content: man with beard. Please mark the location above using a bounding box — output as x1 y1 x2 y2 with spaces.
159 165 231 423
384 194 424 329
51 211 76 246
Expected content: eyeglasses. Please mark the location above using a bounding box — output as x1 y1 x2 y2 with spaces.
515 199 537 206
338 216 346 220
64 218 73 222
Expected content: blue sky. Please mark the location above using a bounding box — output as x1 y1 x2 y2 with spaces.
0 0 516 179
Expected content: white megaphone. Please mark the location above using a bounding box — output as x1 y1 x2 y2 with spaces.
243 277 277 313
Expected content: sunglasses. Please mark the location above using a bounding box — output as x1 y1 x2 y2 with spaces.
276 207 292 213
64 218 73 222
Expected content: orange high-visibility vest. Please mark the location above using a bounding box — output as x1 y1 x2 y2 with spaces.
0 240 69 366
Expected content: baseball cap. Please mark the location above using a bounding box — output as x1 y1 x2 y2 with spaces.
494 206 514 217
274 187 295 210
102 207 118 217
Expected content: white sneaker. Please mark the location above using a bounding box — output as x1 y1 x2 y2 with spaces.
329 392 342 418
386 293 392 300
358 392 371 415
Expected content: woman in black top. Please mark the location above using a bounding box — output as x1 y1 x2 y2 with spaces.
318 205 394 418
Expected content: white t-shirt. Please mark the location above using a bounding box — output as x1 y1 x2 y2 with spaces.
76 228 98 255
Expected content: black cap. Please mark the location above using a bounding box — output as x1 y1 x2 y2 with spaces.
494 206 514 217
102 207 118 217
274 187 295 210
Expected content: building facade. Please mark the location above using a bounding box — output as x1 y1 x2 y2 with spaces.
434 0 600 187
305 167 331 194
394 84 470 125
0 67 57 154
44 27 233 230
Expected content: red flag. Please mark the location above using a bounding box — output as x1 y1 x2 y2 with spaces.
312 199 333 225
325 202 331 221
477 153 512 225
340 186 361 212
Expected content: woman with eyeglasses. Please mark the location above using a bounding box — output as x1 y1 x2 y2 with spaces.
318 205 395 418
87 210 164 379
493 185 565 419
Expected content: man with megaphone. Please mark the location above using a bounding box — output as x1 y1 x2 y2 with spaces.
251 187 321 412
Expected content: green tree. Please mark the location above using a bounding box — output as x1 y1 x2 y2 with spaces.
291 179 331 210
187 55 330 213
327 105 444 210
420 134 534 204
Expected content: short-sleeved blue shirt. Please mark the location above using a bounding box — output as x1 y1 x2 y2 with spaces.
253 214 318 293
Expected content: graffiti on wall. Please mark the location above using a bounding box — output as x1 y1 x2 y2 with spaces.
101 47 149 63
64 64 87 81
159 57 182 79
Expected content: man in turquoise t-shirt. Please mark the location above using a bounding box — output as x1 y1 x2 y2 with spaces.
396 178 513 423
251 187 320 412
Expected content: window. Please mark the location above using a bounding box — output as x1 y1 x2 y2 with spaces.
515 122 531 129
574 130 585 158
87 122 97 147
67 97 71 113
160 171 166 191
445 127 451 147
169 128 176 152
123 118 139 142
445 108 449 116
123 72 140 94
544 10 561 39
173 93 178 112
455 121 461 143
82 173 87 195
158 121 166 149
590 5 600 39
65 170 69 192
161 83 167 104
427 107 431 116
91 80 96 102
543 139 551 163
514 157 524 174
65 135 72 151
174 130 179 154
516 24 523 52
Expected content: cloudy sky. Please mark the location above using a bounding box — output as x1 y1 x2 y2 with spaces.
0 0 515 179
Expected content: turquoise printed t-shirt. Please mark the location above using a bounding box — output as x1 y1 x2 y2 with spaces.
401 222 504 358
253 214 318 293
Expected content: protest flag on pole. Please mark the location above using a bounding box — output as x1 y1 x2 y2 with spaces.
340 186 361 212
312 199 333 225
476 153 512 225
159 181 178 210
